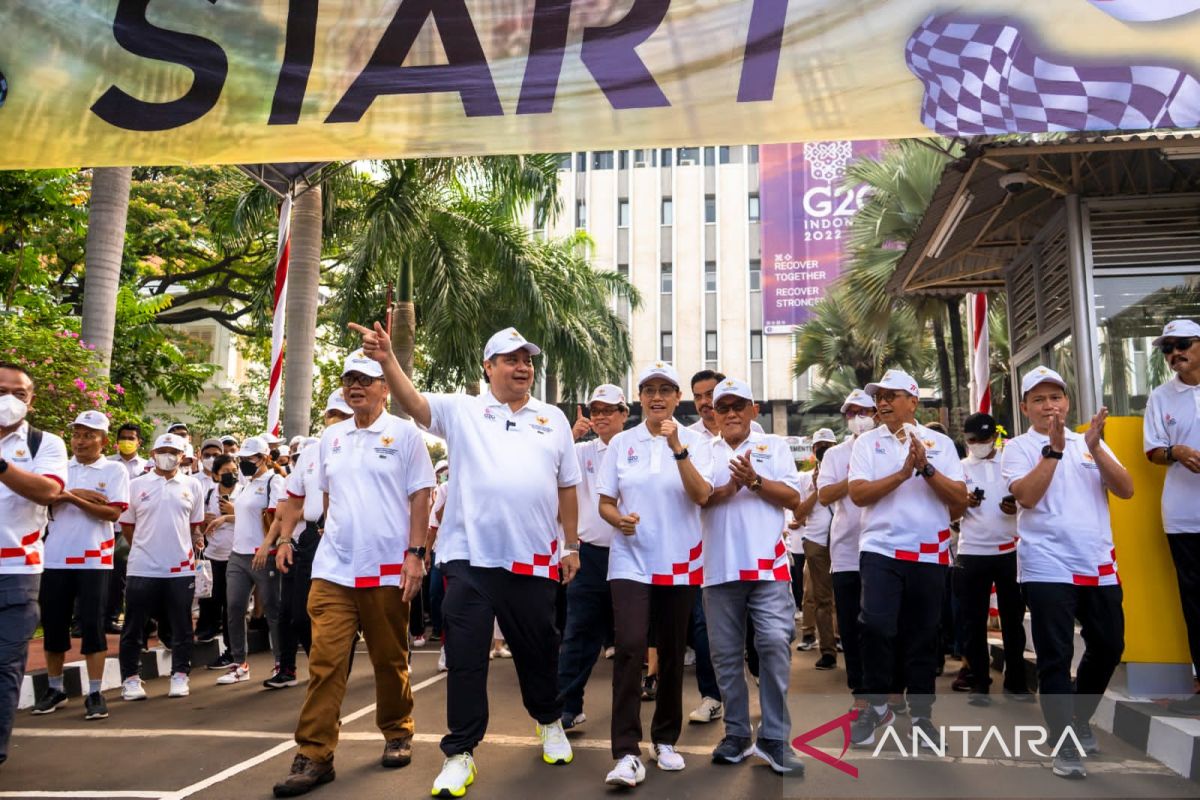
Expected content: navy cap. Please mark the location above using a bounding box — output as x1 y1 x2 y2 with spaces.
963 412 997 438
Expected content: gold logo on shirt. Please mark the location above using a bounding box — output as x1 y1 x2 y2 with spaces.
923 439 935 449
381 436 394 446
755 444 768 452
536 416 548 425
1081 452 1094 462
98 482 107 489
14 449 25 458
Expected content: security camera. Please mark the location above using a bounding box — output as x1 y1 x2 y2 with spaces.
998 171 1031 193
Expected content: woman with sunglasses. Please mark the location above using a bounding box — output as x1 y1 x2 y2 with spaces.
597 362 714 787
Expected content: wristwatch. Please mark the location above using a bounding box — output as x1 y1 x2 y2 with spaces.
406 546 427 559
919 463 936 479
0 458 7 475
277 538 292 547
563 544 580 555
748 475 764 492
1041 445 1064 460
672 447 690 462
1166 445 1176 463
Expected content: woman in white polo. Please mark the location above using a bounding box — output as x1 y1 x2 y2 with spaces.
597 362 714 787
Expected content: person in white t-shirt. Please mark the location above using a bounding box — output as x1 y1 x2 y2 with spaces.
792 428 837 669
846 370 967 747
698 378 804 775
954 412 1031 706
426 462 450 672
1142 319 1200 716
117 433 205 702
198 454 239 671
350 322 579 799
34 411 129 721
1003 366 1133 779
557 384 629 731
597 362 714 786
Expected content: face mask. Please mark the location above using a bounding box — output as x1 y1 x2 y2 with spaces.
847 415 876 436
201 457 215 472
239 459 260 477
153 453 180 471
219 473 239 489
814 446 830 462
118 440 139 456
0 394 28 428
967 442 994 460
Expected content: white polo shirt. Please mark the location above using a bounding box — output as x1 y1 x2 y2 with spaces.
231 470 285 556
315 411 435 589
815 437 865 573
959 452 1019 556
848 423 965 566
0 422 68 575
429 482 447 530
423 392 579 579
45 457 129 570
701 432 799 586
1001 428 1121 586
120 471 205 578
800 470 833 547
285 444 324 546
110 453 150 480
597 421 714 585
204 482 236 561
1144 374 1200 534
575 438 619 547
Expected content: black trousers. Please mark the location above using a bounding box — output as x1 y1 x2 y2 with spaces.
955 553 1029 693
831 571 863 695
106 547 127 625
280 526 318 661
1167 533 1200 676
440 561 561 756
119 575 195 679
1024 582 1124 742
195 558 228 645
610 579 696 758
556 542 612 716
859 552 946 717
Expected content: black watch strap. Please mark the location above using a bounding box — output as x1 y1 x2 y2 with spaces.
919 463 935 478
1166 445 1176 463
0 457 7 475
673 447 690 462
407 546 427 559
1041 444 1064 460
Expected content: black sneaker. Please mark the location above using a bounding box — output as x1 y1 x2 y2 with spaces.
711 735 753 764
1052 746 1087 779
84 691 109 720
752 738 806 776
1072 720 1099 755
911 717 942 752
850 705 895 746
796 635 817 652
640 674 657 702
206 652 234 670
1003 687 1036 703
264 669 298 690
967 692 991 707
889 700 909 717
194 629 220 643
31 688 68 715
814 654 837 670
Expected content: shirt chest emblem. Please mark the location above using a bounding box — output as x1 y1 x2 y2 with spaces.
626 447 639 464
1165 413 1176 426
330 437 343 454
1080 452 1099 469
531 415 555 434
483 408 497 421
586 459 594 473
874 442 888 455
381 435 394 446
12 448 27 460
138 491 151 502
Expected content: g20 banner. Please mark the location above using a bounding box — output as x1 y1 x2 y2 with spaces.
759 140 885 334
2 0 1200 169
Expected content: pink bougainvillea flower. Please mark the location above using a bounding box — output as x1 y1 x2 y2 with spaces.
113 385 125 396
74 378 87 391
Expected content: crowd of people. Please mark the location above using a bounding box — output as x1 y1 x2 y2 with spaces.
0 316 1196 795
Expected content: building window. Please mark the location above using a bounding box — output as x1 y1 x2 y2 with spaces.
575 152 588 172
748 193 760 222
719 146 731 164
749 258 761 291
618 199 631 228
618 150 628 169
706 332 718 361
661 198 674 225
660 262 673 294
555 153 572 170
748 145 759 164
704 261 717 292
575 199 587 229
677 147 700 165
704 147 716 166
660 148 674 167
704 194 716 224
634 149 655 167
592 151 614 170
750 330 763 361
661 332 674 361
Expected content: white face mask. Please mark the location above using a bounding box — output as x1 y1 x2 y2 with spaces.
847 415 876 436
153 453 180 472
0 394 29 428
967 442 995 460
201 457 215 473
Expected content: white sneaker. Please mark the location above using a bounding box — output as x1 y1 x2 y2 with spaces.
652 743 686 771
413 635 427 648
121 676 147 701
604 755 646 787
432 753 476 797
437 647 448 673
684 647 696 667
689 696 723 724
168 673 190 698
537 720 573 765
604 646 615 660
216 663 250 685
497 644 512 659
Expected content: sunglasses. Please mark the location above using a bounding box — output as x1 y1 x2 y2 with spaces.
341 373 380 388
713 398 752 415
1161 338 1198 355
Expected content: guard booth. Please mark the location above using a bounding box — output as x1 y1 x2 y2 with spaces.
891 132 1200 696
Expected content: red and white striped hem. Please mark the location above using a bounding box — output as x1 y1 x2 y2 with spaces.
512 538 561 581
63 537 116 566
651 542 704 586
0 531 42 567
737 539 791 582
894 529 952 565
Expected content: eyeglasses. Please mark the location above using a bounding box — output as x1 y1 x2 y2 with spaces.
874 390 911 403
341 373 380 388
713 398 751 415
639 385 678 398
589 406 623 417
1161 337 1198 355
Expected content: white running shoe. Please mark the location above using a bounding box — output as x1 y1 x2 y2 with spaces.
216 663 250 685
604 646 615 660
652 743 686 771
168 673 190 697
688 696 724 724
438 647 448 672
413 635 427 648
537 720 573 765
432 753 476 797
121 676 147 701
496 644 512 658
683 647 696 667
604 755 646 787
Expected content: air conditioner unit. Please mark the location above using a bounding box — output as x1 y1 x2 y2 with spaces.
678 157 698 166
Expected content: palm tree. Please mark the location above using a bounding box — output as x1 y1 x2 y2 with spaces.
282 184 322 438
81 167 132 377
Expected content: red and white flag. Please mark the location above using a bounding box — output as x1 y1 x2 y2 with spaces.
266 195 292 438
968 293 991 415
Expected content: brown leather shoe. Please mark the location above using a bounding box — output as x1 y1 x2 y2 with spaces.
381 735 413 768
273 753 335 797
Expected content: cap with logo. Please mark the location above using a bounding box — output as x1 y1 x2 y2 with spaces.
199 438 223 453
840 388 877 414
1020 366 1068 397
166 421 189 433
483 327 542 361
864 369 921 398
237 436 271 458
324 388 353 416
152 433 187 452
963 412 997 439
1151 318 1200 346
637 361 681 389
71 410 110 432
341 349 385 379
277 445 291 458
712 378 753 404
811 427 838 445
588 384 627 407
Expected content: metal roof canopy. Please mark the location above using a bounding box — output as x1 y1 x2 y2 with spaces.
235 161 335 198
889 131 1200 298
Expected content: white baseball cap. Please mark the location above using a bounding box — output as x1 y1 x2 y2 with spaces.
587 384 627 407
865 369 921 398
712 378 753 404
276 445 291 458
840 388 877 414
166 421 189 433
237 436 271 458
324 389 353 416
71 410 110 432
289 435 304 449
220 435 239 446
483 327 542 361
341 349 384 379
152 433 187 452
636 361 681 389
434 459 449 474
1151 318 1200 346
182 444 195 460
1020 366 1069 398
812 428 838 445
261 432 283 446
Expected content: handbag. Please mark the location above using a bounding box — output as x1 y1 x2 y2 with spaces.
194 555 214 600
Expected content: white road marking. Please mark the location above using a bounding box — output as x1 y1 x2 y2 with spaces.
0 793 169 798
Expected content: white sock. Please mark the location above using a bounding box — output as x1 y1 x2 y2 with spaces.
47 674 64 692
872 704 889 716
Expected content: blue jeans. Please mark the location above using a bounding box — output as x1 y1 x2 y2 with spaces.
556 543 612 715
0 573 40 763
690 591 721 701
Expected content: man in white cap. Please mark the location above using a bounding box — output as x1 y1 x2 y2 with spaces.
349 322 580 798
221 435 239 456
793 428 838 670
816 388 876 707
272 352 434 798
0 362 68 764
166 422 191 443
688 370 764 439
846 370 966 747
117 432 206 701
1003 366 1132 779
33 411 130 721
699 378 805 775
558 384 629 730
1143 319 1200 716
